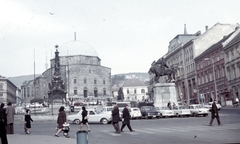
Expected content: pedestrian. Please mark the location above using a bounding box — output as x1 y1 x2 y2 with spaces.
5 102 15 134
55 106 69 138
209 99 222 126
0 103 8 144
112 103 120 133
78 106 91 132
167 101 172 110
24 109 33 134
120 105 134 132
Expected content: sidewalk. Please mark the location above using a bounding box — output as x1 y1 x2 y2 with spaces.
7 134 76 144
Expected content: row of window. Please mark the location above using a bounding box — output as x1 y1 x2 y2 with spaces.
126 89 145 94
73 78 106 85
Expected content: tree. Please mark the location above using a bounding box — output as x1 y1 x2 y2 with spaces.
117 87 124 101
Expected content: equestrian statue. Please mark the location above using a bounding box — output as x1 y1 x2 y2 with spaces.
148 58 176 83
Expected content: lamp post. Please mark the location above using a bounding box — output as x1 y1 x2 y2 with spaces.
177 65 189 104
204 58 218 101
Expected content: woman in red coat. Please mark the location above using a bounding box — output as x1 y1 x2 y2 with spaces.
55 106 68 137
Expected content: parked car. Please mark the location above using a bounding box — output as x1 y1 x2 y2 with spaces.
189 104 209 117
156 106 174 118
204 102 222 111
129 107 142 119
172 105 191 117
102 106 114 115
140 106 160 119
67 108 112 124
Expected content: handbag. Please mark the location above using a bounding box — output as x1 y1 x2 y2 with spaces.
84 116 88 120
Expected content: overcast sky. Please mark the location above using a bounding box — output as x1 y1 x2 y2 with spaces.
1 0 240 77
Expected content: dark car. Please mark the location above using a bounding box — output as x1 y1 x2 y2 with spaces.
140 106 160 119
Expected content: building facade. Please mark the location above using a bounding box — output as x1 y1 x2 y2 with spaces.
0 75 17 103
223 27 240 105
195 32 233 106
21 39 111 103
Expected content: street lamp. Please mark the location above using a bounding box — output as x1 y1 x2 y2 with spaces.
177 65 189 104
204 58 218 101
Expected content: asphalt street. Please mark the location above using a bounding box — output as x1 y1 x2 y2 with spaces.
8 107 240 144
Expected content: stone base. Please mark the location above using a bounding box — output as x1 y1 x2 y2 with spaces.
153 83 178 108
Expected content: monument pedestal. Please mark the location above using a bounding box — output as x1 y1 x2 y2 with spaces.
153 83 178 108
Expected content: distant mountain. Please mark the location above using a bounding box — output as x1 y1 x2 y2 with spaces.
8 74 41 87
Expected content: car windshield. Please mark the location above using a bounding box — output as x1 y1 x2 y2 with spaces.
143 106 156 111
94 109 102 114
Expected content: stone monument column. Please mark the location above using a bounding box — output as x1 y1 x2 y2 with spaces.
153 83 178 108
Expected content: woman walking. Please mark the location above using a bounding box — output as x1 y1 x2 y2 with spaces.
55 106 69 138
24 109 33 134
79 106 90 132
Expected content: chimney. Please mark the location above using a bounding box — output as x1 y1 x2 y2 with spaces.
205 25 208 32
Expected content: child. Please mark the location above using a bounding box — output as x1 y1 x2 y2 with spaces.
24 109 33 134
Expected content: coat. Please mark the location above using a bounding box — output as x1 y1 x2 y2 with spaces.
211 102 219 118
0 108 7 125
5 106 15 124
112 106 120 123
81 110 88 124
122 107 131 124
57 111 66 128
25 114 33 128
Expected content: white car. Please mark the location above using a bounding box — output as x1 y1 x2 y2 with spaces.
172 105 191 117
67 109 112 125
156 106 175 118
189 104 209 117
102 106 114 115
129 107 142 119
204 102 222 111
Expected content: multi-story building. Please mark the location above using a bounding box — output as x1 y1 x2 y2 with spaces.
21 37 111 103
122 78 148 101
195 32 234 106
223 27 240 105
0 75 17 103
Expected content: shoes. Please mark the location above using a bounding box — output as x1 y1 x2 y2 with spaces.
25 131 30 134
65 136 70 138
130 130 135 132
209 124 213 126
218 124 223 126
88 129 91 132
55 134 59 137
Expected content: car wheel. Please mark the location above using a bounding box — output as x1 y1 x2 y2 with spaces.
74 119 81 124
101 118 108 124
203 114 207 117
176 113 179 117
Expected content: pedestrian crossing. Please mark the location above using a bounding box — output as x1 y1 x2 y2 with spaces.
102 123 240 136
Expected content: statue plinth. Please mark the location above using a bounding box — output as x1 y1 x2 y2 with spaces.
153 83 178 108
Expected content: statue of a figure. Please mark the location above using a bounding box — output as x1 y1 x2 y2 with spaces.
148 58 176 83
155 58 169 76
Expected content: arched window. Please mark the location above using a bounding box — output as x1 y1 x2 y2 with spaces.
103 88 106 95
94 79 97 84
74 77 77 83
83 87 88 98
94 87 98 97
74 87 77 95
103 78 106 84
84 77 87 84
141 89 145 93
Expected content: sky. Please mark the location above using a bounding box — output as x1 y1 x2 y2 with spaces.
1 0 240 77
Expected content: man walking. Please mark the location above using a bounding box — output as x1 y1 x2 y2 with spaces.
5 102 15 134
209 100 222 126
112 103 120 133
121 105 134 132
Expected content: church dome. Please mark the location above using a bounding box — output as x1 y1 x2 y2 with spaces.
58 40 98 57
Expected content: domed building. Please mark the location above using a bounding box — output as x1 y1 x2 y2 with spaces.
21 38 111 103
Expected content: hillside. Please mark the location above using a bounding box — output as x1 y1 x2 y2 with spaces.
8 74 41 87
7 72 149 88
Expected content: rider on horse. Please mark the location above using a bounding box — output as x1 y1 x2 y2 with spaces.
155 57 169 76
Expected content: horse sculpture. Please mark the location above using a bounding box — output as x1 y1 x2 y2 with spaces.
149 64 176 83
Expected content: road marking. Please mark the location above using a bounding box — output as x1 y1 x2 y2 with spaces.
144 128 172 133
133 128 155 134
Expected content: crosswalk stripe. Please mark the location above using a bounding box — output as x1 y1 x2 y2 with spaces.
133 128 155 134
144 128 172 133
